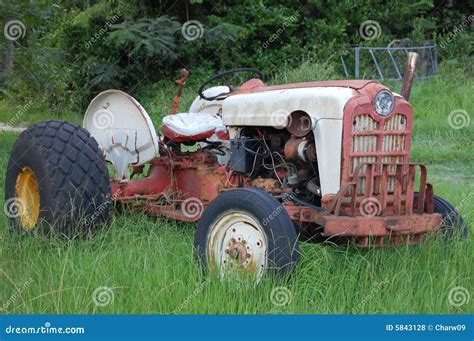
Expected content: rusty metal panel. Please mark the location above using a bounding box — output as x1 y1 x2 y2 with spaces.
321 213 442 237
318 159 441 246
342 90 412 196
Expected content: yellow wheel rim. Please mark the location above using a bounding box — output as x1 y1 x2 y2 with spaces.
15 167 40 230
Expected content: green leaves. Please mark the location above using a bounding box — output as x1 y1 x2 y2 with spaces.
2 0 472 112
108 16 181 59
205 23 242 45
88 61 123 90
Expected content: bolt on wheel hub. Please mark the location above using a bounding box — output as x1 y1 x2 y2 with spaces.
226 237 252 265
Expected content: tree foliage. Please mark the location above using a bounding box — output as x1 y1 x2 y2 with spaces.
0 0 472 111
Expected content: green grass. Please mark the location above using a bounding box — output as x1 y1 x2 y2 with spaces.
0 66 472 314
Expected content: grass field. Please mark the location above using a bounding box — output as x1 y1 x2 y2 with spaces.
0 66 472 314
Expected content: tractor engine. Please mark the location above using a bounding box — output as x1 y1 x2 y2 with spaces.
228 124 320 207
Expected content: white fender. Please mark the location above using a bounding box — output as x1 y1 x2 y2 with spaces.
83 90 159 181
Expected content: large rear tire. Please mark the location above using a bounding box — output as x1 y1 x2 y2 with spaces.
194 188 299 282
4 120 111 237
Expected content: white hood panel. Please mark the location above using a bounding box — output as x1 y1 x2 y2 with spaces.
222 87 357 195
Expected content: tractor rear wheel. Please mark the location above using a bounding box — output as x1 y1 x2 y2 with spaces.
194 188 299 282
4 120 111 237
414 193 468 239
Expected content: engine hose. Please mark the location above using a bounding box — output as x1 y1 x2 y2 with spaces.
284 193 326 213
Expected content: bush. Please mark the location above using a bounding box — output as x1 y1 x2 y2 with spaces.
0 0 472 113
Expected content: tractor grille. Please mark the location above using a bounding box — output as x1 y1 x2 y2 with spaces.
351 114 379 171
350 113 409 193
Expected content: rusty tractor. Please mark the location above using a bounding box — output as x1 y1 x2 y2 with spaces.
5 55 467 281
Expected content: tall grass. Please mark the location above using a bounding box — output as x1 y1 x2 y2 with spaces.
0 63 472 314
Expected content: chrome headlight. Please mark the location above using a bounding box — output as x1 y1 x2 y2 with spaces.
374 90 394 117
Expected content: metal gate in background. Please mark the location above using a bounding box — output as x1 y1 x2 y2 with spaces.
341 44 437 81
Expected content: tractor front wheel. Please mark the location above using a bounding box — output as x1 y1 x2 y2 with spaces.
194 188 299 282
4 120 111 237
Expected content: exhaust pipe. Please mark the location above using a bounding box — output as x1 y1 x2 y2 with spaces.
169 68 190 115
401 52 418 101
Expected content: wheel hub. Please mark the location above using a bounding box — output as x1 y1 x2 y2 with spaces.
15 167 40 230
226 237 251 265
209 211 267 281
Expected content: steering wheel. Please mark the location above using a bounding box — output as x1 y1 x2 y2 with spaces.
198 68 263 101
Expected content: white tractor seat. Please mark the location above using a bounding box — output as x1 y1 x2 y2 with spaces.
162 112 228 142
